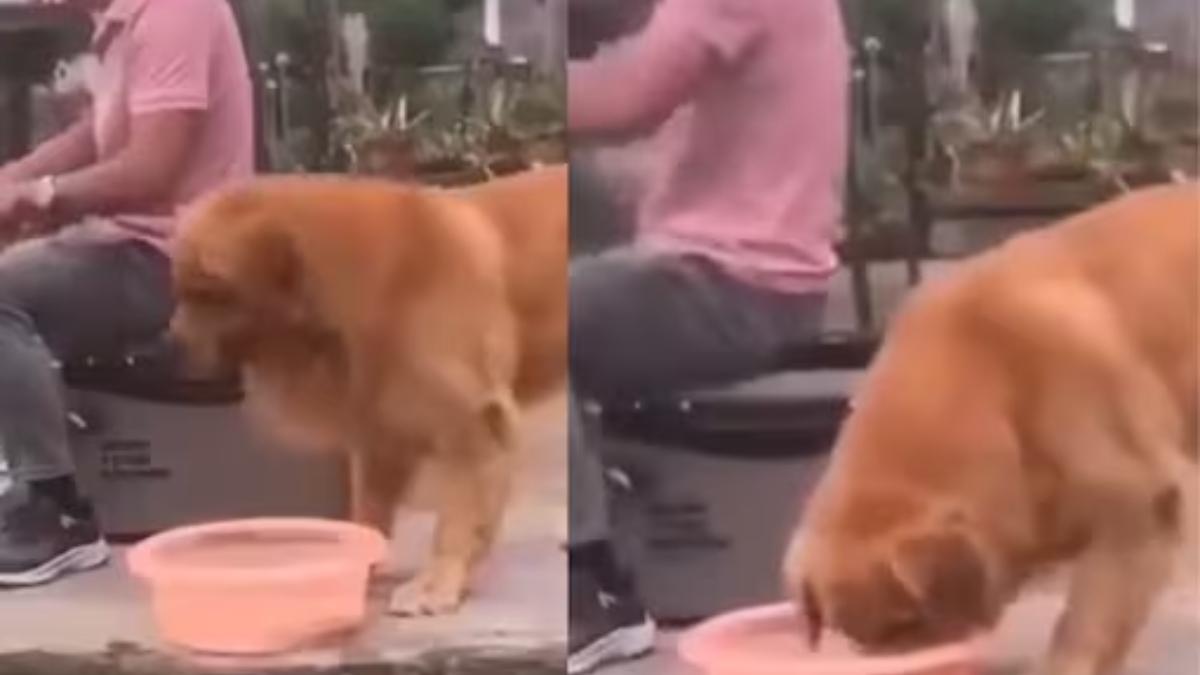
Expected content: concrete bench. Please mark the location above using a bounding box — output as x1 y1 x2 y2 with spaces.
594 335 875 623
61 337 346 541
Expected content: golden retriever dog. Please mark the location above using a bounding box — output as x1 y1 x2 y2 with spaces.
784 182 1198 675
169 165 567 616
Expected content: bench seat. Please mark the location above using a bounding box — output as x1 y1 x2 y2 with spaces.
60 337 241 406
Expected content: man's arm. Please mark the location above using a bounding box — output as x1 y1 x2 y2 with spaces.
568 0 761 137
0 112 96 184
52 0 212 218
53 110 201 218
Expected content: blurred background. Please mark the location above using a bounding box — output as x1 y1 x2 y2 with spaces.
0 0 567 184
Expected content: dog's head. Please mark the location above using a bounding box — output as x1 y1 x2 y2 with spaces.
787 513 1003 653
169 189 315 375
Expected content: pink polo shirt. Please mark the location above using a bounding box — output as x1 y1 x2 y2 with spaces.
77 0 253 248
570 0 850 293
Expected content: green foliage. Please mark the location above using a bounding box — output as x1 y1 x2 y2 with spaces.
341 0 458 70
852 0 1091 60
853 0 936 56
333 59 564 177
258 0 328 66
976 0 1091 57
444 0 482 12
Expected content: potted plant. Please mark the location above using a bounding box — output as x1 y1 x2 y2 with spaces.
974 0 1092 106
334 52 564 185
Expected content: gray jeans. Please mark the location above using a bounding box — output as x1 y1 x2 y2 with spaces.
0 235 172 483
568 248 826 545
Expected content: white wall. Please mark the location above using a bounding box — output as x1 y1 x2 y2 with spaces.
453 0 565 71
1136 0 1198 68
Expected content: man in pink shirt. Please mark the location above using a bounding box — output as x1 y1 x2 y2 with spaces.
0 0 252 585
567 0 849 671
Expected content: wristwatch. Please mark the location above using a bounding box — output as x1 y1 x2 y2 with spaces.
30 175 58 212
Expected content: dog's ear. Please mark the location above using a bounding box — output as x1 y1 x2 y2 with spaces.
853 556 926 639
889 523 993 631
800 580 825 649
245 225 299 300
170 249 253 367
239 224 315 326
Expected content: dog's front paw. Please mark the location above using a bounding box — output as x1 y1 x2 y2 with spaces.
388 568 468 617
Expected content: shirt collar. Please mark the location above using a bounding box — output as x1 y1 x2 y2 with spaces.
90 0 151 52
97 0 151 23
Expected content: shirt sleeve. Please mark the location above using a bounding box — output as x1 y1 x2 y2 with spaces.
124 0 217 115
568 0 761 136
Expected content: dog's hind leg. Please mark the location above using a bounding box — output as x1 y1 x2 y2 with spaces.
389 391 522 616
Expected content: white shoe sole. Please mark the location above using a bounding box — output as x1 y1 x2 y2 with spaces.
0 540 111 587
568 618 657 675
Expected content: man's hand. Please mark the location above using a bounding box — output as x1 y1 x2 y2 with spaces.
0 164 22 188
0 183 52 243
0 116 97 187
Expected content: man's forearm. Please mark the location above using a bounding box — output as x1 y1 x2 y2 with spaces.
0 115 96 184
568 10 712 137
53 152 160 219
53 117 196 219
51 109 201 219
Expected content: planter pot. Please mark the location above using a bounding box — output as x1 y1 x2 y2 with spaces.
417 168 488 187
928 179 1115 218
486 156 530 176
957 140 1033 186
837 224 923 261
600 370 861 623
414 159 487 187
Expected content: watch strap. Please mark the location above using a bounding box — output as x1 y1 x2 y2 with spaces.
32 175 58 211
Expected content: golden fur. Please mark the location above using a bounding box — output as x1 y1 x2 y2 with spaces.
169 165 567 615
785 182 1198 675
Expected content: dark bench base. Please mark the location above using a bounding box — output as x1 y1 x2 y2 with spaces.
61 338 241 406
60 338 344 539
596 360 863 622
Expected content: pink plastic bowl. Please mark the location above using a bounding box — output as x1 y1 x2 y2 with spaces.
128 518 388 655
679 604 984 675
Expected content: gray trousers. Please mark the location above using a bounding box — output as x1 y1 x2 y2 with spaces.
568 248 826 545
0 234 173 483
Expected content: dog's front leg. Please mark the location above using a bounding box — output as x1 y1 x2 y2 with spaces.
348 444 425 539
1035 355 1189 675
1041 439 1178 675
389 394 520 616
1041 530 1174 675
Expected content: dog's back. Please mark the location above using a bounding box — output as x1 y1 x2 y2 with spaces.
454 165 569 403
790 183 1199 654
969 182 1198 454
851 182 1200 519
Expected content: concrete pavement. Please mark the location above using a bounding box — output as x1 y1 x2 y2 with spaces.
0 399 568 674
0 259 1195 674
614 582 1200 675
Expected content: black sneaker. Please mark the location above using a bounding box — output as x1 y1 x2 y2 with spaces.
569 563 656 674
0 484 110 586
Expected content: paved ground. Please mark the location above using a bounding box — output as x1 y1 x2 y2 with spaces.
0 399 568 673
0 259 1013 674
589 245 1200 674
0 257 932 673
1 249 1195 673
615 581 1200 675
607 258 1200 675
